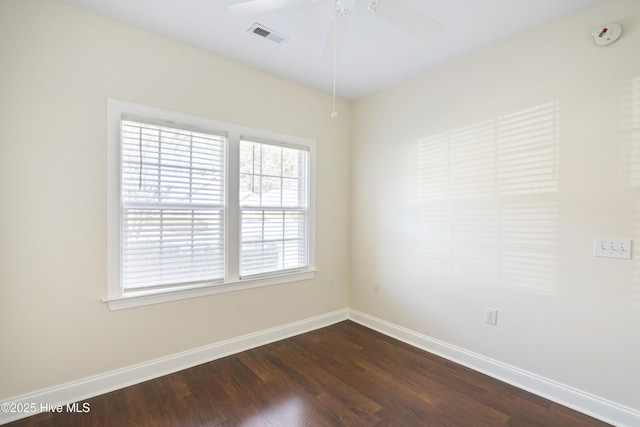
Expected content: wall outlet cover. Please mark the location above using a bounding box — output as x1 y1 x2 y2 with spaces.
485 307 498 325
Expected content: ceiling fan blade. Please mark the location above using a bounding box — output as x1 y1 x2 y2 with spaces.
322 12 350 63
228 0 316 16
372 0 443 41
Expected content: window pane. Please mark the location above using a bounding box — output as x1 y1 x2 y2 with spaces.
122 121 225 205
239 139 309 277
121 120 226 290
122 209 225 288
239 140 308 208
240 210 308 276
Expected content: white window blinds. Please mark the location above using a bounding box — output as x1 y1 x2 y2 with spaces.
120 119 226 290
239 140 309 277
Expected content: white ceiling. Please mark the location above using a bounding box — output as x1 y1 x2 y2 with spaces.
59 0 602 100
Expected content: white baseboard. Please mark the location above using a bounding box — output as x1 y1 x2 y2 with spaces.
347 309 640 427
0 309 349 425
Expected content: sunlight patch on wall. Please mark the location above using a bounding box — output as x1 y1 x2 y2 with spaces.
501 202 558 295
622 76 640 188
450 120 496 198
418 101 560 201
497 103 560 195
632 199 640 308
623 76 640 307
417 132 449 201
417 101 560 295
419 205 453 273
451 205 501 283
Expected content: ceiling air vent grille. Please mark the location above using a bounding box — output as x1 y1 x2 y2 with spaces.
248 23 289 44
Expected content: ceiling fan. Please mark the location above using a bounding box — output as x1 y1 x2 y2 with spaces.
228 0 443 117
228 0 442 57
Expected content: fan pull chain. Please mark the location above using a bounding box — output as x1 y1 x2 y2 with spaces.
330 1 340 118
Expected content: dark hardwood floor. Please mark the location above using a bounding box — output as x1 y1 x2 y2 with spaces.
7 321 610 426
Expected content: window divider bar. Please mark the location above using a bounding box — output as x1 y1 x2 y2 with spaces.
123 202 225 210
226 131 241 282
240 206 307 212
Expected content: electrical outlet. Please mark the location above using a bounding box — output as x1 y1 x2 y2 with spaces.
485 307 498 325
373 282 380 293
328 278 334 289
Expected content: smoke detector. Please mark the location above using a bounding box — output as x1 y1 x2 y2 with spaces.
591 22 622 46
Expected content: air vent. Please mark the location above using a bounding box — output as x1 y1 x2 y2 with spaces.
248 23 289 44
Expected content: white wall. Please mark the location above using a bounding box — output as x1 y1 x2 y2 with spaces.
351 0 640 414
0 0 350 399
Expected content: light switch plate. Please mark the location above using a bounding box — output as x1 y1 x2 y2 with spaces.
594 238 632 259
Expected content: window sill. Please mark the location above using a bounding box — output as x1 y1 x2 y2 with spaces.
103 269 317 311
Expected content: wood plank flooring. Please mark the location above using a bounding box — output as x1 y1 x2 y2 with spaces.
7 321 610 426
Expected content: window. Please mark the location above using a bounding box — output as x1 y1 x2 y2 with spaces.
121 120 226 290
239 140 309 276
107 99 315 310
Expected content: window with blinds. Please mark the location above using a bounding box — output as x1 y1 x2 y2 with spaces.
120 119 226 290
239 140 309 277
107 99 315 309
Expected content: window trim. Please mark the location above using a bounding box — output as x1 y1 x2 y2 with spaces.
106 99 316 310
